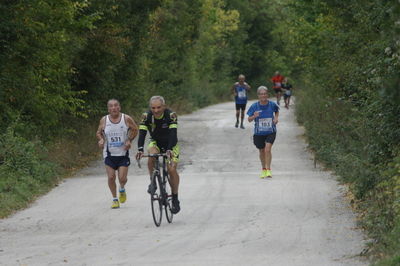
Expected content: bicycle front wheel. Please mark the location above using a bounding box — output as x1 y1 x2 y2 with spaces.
164 174 173 223
150 172 162 227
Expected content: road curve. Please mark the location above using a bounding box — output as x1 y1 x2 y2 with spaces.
0 100 367 266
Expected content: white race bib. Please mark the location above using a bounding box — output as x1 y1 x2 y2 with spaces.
238 90 246 99
275 82 281 87
108 134 124 147
258 118 273 131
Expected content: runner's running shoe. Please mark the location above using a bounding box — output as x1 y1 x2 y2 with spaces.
235 121 239 128
260 170 268 179
119 189 126 203
266 169 272 178
111 199 120 209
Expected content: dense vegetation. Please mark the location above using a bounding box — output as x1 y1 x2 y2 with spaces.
268 0 400 265
1 0 399 264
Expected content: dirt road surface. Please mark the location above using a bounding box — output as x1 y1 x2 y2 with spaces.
0 100 367 266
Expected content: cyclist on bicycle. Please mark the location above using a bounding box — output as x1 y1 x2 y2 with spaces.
136 96 181 214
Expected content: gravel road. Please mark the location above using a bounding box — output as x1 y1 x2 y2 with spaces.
0 100 367 266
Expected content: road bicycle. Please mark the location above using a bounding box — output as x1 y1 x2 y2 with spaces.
137 153 173 227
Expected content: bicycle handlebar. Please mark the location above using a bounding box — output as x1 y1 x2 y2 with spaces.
136 153 170 169
142 153 168 158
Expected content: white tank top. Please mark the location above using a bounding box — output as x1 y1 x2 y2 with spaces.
103 113 129 158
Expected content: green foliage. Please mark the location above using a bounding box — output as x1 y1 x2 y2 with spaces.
1 0 274 130
0 121 58 218
272 0 400 263
226 0 276 85
0 0 91 138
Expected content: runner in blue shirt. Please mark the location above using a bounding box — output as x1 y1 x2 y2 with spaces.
247 86 279 178
231 74 251 129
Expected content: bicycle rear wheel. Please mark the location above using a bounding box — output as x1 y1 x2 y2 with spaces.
164 175 173 223
150 172 162 227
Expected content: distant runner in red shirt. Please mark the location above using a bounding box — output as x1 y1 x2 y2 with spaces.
271 71 285 106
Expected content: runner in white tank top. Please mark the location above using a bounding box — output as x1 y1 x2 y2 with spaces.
103 113 129 158
96 99 138 209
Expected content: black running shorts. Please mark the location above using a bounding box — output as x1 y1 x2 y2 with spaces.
235 103 246 111
253 133 277 149
105 156 131 170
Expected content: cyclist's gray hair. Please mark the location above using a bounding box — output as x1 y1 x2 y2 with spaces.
238 74 245 79
149 95 165 106
257 86 269 94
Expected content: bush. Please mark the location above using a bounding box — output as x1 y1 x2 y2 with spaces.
0 123 58 217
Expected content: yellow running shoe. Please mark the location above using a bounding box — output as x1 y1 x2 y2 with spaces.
111 200 120 209
119 190 126 203
265 169 272 178
260 170 268 179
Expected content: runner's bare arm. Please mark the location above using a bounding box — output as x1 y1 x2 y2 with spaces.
96 117 106 148
123 115 138 150
231 84 236 96
125 115 139 141
248 111 260 122
273 111 279 125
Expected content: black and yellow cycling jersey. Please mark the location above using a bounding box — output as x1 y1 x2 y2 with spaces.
137 109 178 152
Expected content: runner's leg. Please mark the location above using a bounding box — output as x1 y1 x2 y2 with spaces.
117 166 128 189
265 143 273 169
240 108 245 126
106 165 117 198
167 163 180 194
277 91 281 105
259 148 266 169
147 146 159 176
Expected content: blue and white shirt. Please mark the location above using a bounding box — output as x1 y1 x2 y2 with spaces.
247 101 279 135
233 82 250 104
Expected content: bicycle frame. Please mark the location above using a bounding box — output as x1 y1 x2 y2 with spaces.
137 153 173 226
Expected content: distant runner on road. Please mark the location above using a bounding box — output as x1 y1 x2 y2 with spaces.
271 71 285 106
136 96 181 214
247 86 279 178
231 74 251 129
282 77 294 109
96 99 138 209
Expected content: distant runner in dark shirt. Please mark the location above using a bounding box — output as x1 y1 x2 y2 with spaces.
282 78 294 109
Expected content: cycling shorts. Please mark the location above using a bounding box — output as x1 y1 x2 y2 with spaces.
105 156 131 170
253 133 277 149
235 103 246 111
148 140 180 163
